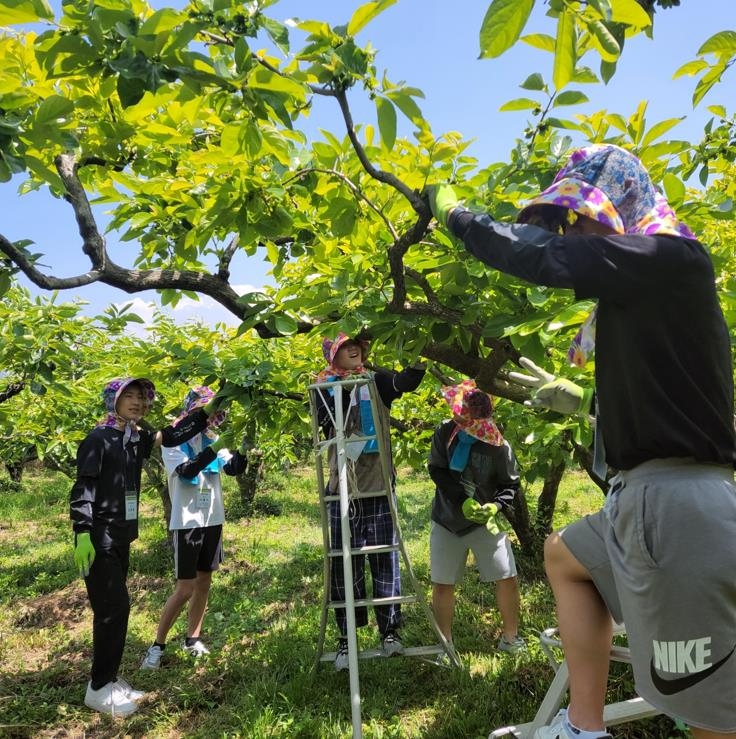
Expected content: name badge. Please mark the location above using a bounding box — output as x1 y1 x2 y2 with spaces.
125 492 138 521
196 487 212 510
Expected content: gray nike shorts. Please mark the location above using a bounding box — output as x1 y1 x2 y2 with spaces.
561 459 736 732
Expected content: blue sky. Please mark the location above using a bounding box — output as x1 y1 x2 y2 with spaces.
2 0 734 328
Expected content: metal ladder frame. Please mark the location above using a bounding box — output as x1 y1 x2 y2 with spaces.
308 375 461 739
489 624 660 738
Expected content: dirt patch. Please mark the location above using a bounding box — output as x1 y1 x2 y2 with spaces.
15 582 88 630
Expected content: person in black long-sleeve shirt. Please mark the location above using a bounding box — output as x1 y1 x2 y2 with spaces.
427 145 736 739
427 380 524 655
314 333 425 670
70 377 224 717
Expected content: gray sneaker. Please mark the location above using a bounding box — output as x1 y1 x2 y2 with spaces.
140 644 164 670
381 631 404 657
498 634 527 654
84 680 138 717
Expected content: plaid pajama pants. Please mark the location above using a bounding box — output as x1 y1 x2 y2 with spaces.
329 495 401 636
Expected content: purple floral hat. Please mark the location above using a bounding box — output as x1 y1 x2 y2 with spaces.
97 377 156 444
174 385 226 430
518 144 694 238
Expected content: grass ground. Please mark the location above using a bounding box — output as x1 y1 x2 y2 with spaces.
0 464 688 738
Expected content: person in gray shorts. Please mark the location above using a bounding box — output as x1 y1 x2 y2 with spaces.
427 144 736 739
427 380 525 655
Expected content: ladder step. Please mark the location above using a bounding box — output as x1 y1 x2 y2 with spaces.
323 490 390 502
327 594 417 609
319 644 447 662
327 544 399 557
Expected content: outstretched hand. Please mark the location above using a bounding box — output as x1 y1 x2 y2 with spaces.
425 184 460 229
509 357 593 415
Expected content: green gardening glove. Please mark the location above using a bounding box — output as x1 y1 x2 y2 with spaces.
481 503 502 536
425 184 460 229
509 357 593 415
74 532 96 578
462 498 491 525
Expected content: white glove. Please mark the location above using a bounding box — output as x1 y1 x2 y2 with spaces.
509 357 593 415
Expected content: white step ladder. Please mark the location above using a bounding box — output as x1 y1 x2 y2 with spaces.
489 624 660 738
308 375 460 739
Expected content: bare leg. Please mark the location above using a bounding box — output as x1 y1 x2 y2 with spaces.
545 532 611 733
495 576 520 641
431 582 456 642
691 730 736 739
186 570 212 639
155 578 196 644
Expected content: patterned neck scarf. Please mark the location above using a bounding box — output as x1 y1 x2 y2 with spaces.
96 377 156 446
518 144 695 367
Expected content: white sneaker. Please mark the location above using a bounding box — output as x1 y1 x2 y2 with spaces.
84 680 138 717
334 639 349 671
115 676 145 702
498 634 527 654
182 638 210 657
141 644 164 670
534 709 611 739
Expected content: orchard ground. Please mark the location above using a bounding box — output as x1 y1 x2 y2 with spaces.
0 464 689 739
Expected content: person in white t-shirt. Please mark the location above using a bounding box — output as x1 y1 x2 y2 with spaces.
141 386 247 669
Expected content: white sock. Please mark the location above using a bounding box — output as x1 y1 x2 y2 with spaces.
565 715 609 739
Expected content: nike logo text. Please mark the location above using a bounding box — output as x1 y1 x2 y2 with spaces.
650 638 735 695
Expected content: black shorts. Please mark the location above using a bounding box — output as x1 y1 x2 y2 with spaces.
173 525 223 580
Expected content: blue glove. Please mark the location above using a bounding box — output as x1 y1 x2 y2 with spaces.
509 357 593 415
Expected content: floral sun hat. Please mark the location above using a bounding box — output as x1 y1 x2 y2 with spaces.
97 377 156 445
441 379 504 446
517 144 695 239
517 144 696 366
174 385 227 431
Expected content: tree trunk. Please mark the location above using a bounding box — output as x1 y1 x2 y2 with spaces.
535 458 567 537
235 450 264 512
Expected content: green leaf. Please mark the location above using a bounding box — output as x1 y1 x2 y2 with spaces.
0 0 52 24
697 31 736 56
640 117 684 147
706 105 727 118
553 10 575 90
698 163 709 187
35 95 75 124
588 19 620 62
262 17 290 54
479 0 534 59
587 0 612 21
347 0 397 37
600 58 617 84
274 314 298 335
376 96 396 151
521 33 554 53
499 97 540 112
385 89 424 125
553 90 589 106
138 8 182 35
610 0 651 27
662 173 685 206
673 59 709 79
520 73 545 91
